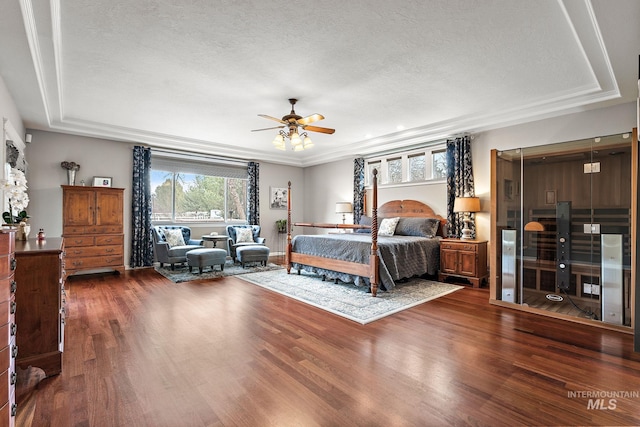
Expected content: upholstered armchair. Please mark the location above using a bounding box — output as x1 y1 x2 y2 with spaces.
225 225 266 260
152 226 203 269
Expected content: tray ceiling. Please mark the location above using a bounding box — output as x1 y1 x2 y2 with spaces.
0 0 638 166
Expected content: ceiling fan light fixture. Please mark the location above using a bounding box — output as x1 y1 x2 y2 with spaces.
256 99 334 151
290 131 302 146
303 135 313 149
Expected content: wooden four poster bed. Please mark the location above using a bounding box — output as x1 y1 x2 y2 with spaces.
285 170 446 296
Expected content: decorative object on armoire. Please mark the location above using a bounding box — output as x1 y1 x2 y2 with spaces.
453 196 480 240
60 161 80 185
37 228 46 241
1 167 29 225
62 185 124 276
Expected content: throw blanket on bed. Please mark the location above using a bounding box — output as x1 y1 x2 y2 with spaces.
291 233 441 290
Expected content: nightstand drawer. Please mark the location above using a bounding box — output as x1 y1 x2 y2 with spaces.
441 241 479 252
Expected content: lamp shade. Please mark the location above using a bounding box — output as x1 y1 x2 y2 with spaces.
524 221 545 231
453 197 481 213
335 202 353 214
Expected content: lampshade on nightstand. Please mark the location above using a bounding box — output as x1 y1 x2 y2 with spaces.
335 202 353 224
453 196 481 240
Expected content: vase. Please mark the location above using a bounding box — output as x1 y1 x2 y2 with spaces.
16 222 30 241
67 169 76 185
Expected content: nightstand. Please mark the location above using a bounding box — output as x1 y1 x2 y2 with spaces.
439 239 488 287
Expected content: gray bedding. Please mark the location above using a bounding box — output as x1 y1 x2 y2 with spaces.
291 233 441 290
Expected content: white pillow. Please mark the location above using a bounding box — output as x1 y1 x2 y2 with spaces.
235 227 255 243
378 217 400 236
164 229 185 247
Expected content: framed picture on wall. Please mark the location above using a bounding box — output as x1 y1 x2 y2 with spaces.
93 176 112 187
270 187 287 209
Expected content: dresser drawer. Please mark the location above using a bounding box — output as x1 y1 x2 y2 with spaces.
64 235 95 247
64 225 123 235
441 241 479 252
96 234 124 246
0 323 15 347
0 255 15 281
0 345 8 372
66 255 124 271
66 245 123 258
0 278 15 303
0 298 15 327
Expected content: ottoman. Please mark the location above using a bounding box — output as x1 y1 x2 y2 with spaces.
186 248 227 274
235 245 270 268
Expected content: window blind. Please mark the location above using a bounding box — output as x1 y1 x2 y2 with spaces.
151 153 248 179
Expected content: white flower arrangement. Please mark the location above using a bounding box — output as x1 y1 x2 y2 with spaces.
1 168 29 224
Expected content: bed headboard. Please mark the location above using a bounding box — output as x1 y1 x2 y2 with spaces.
378 199 447 236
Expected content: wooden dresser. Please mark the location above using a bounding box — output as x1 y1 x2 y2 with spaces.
62 186 124 276
15 238 65 377
0 230 17 426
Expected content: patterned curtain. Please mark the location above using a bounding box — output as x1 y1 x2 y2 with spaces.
247 161 260 225
130 146 154 268
353 157 365 224
446 135 476 238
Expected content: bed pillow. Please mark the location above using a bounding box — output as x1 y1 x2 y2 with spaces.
164 229 185 247
356 215 372 233
378 217 400 236
235 227 255 243
394 217 441 238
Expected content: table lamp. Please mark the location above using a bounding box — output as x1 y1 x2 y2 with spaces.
335 202 353 224
453 196 481 240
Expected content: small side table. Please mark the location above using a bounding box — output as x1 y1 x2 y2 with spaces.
202 235 228 249
438 239 488 288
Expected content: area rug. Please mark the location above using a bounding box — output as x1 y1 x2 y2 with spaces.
236 269 464 324
155 261 283 283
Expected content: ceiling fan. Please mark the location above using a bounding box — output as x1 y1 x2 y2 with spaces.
253 98 335 134
252 98 335 151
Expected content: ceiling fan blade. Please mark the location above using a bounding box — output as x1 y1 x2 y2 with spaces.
303 125 335 134
251 125 285 132
258 114 286 124
297 113 324 125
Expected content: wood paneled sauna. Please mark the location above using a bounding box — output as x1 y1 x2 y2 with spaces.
490 130 637 330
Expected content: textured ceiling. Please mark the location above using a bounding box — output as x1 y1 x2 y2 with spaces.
0 0 638 166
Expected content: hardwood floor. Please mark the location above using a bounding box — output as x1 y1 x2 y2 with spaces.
22 267 640 426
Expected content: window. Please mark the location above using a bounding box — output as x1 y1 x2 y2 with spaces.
151 156 248 224
432 149 447 179
387 157 402 183
408 154 426 181
365 143 447 186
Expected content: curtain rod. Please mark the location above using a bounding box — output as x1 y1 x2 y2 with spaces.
151 147 249 167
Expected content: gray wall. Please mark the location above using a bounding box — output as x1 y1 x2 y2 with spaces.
0 76 24 139
25 129 305 265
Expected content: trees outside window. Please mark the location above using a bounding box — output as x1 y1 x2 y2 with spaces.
151 170 247 223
